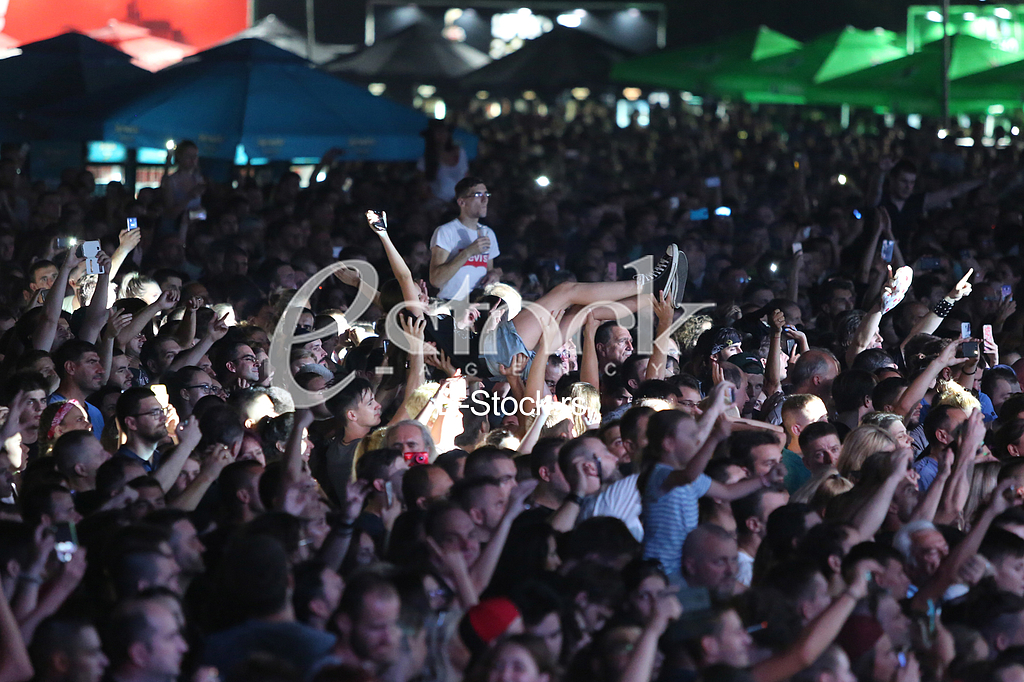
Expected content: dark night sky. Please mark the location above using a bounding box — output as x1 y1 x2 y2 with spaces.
254 0 934 48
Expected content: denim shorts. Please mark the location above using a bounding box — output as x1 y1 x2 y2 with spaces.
480 318 535 379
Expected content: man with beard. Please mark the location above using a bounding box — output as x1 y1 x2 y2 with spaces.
115 387 169 473
109 350 134 390
51 339 106 439
329 572 403 676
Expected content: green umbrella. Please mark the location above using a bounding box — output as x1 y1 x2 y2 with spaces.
951 50 1024 112
609 25 801 92
708 26 905 104
808 33 1020 114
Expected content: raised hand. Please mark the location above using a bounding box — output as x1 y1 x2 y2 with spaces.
365 210 388 233
176 416 202 449
103 310 133 343
155 288 180 311
949 268 973 301
497 353 529 380
505 479 540 519
208 312 230 341
118 227 142 252
425 348 458 377
653 290 673 327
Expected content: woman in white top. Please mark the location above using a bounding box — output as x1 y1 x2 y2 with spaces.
419 121 468 203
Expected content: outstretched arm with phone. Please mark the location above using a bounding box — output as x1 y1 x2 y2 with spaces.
900 270 973 352
32 247 82 352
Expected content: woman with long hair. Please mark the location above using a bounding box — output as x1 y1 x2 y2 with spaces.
835 425 897 480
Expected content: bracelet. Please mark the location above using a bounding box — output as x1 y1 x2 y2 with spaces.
963 369 978 375
565 493 584 506
932 298 955 317
18 574 43 584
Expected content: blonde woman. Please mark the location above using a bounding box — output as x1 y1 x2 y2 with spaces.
835 425 897 480
963 461 1002 530
568 382 600 437
809 473 855 518
860 412 914 450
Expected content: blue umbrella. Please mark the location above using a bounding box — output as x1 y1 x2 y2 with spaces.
48 39 446 161
0 32 148 142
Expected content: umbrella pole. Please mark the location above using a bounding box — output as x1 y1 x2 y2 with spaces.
941 0 950 124
306 0 315 62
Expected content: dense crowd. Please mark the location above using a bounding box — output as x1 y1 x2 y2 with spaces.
3 101 1024 682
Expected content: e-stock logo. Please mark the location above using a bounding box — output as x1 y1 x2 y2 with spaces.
466 389 592 419
267 257 712 410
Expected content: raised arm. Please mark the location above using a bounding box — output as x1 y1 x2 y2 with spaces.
32 249 82 351
923 177 986 212
169 311 228 371
117 289 179 348
764 310 785 397
644 292 673 381
753 571 869 682
900 270 972 350
619 590 682 682
468 479 538 593
77 252 113 343
912 478 1018 612
152 416 202 493
893 340 967 420
386 315 427 426
580 312 601 389
168 446 232 511
367 211 422 307
847 448 913 540
109 228 142 282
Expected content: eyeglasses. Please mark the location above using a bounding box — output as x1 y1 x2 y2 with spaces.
133 407 168 419
235 354 257 364
463 191 491 199
185 384 213 393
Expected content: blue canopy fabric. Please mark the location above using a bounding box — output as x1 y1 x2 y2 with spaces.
47 39 449 161
0 32 148 112
0 32 148 141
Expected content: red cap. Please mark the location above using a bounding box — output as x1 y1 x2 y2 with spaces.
465 597 520 645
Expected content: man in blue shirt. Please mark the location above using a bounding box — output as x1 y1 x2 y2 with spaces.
49 339 106 440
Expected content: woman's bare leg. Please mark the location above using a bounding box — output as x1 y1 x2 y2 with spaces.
513 280 646 351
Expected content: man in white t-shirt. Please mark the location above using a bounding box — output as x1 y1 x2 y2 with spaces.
429 176 500 300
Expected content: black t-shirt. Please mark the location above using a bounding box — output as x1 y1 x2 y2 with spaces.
879 191 926 245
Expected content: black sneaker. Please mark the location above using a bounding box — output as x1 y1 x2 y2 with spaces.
637 245 678 301
674 250 688 307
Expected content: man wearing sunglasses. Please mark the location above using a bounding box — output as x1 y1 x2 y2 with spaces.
429 176 500 301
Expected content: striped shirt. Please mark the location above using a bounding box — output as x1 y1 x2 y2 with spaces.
640 463 712 580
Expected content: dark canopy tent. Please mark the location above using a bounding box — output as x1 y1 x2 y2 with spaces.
325 21 491 83
40 39 453 161
219 14 353 65
459 26 634 93
0 32 148 140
